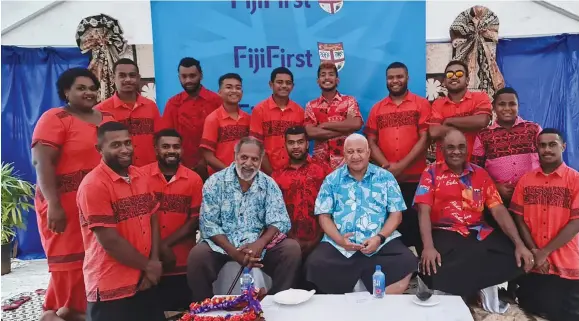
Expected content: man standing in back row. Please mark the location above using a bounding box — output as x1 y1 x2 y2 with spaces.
162 57 222 179
304 62 363 169
95 59 162 167
365 62 431 251
250 67 304 175
428 60 492 163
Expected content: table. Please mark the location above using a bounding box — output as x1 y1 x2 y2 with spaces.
258 294 474 321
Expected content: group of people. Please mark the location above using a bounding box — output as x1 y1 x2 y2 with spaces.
31 56 578 321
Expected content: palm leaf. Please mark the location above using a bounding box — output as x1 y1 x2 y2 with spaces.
1 162 35 245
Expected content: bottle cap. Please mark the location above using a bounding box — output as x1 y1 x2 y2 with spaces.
243 267 250 274
375 265 381 271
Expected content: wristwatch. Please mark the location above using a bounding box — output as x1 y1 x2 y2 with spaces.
377 234 386 244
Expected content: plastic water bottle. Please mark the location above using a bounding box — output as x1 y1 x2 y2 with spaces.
239 267 254 293
373 265 386 298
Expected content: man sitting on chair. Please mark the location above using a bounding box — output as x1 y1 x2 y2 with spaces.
187 136 301 301
305 133 417 294
414 129 534 299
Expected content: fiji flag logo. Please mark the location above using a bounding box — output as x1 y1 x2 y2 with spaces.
318 42 345 71
318 0 344 14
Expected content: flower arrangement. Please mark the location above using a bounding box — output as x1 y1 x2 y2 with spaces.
180 286 265 321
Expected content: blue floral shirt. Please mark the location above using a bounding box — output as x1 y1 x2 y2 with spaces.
314 164 407 258
200 163 291 256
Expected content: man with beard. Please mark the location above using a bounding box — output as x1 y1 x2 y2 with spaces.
304 62 363 169
272 126 331 258
187 137 301 301
140 129 203 311
200 73 250 176
511 129 579 321
365 61 431 252
414 129 534 300
428 60 492 163
305 134 417 294
96 59 163 167
162 57 222 178
76 121 164 321
250 67 304 175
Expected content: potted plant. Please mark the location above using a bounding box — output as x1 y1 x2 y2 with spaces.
1 162 34 275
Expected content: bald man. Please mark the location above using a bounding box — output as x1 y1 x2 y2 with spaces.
305 134 417 294
414 129 534 299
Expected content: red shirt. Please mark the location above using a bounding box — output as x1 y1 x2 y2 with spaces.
77 162 159 302
304 92 362 169
272 158 331 243
200 106 251 175
414 162 503 240
95 93 163 167
162 88 222 168
250 96 304 172
140 162 203 275
365 92 431 182
510 164 579 279
31 108 115 271
429 91 492 162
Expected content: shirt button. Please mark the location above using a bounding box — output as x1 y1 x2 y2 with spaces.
162 225 166 228
513 162 516 165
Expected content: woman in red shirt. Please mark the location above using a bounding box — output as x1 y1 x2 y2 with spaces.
32 68 115 321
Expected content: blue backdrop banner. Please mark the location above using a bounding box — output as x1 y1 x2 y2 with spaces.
151 0 426 117
1 46 89 259
497 34 579 169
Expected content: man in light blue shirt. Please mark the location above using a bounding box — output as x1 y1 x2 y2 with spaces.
187 136 301 301
305 133 417 294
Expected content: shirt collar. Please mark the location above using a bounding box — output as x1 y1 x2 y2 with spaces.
223 163 268 190
382 91 415 105
178 86 213 102
442 90 473 104
217 105 247 120
99 159 139 182
537 162 568 177
438 161 475 176
488 116 526 130
341 163 378 180
266 95 297 111
319 92 343 104
281 156 313 170
150 162 189 181
112 93 147 109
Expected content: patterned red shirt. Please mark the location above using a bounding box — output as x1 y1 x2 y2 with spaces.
272 158 331 243
472 117 541 185
510 164 579 279
414 162 503 240
304 92 363 169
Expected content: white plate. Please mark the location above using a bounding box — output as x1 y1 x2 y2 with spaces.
273 289 316 305
411 295 441 307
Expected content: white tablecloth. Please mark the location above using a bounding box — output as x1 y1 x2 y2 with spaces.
258 294 474 321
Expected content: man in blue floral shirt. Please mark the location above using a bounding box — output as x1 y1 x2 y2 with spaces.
305 134 417 294
187 137 301 301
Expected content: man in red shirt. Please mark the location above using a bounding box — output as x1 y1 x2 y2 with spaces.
76 121 164 321
200 73 250 175
140 129 203 311
414 129 534 298
511 128 579 321
95 59 162 167
272 126 331 257
304 62 363 169
162 57 222 178
250 67 304 175
365 61 431 251
428 60 492 163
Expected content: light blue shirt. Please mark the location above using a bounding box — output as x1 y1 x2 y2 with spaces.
314 164 407 258
200 163 291 256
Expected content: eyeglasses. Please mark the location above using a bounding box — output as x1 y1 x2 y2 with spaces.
445 70 465 79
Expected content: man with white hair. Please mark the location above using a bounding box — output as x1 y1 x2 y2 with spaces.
305 133 417 294
186 136 301 301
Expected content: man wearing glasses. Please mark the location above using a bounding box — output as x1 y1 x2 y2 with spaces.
428 60 492 163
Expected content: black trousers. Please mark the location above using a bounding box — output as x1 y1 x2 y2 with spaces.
86 288 165 321
397 182 422 253
517 273 579 321
157 274 192 311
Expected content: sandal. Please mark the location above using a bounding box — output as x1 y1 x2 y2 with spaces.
1 295 31 311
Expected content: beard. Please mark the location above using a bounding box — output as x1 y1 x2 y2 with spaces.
387 83 408 97
158 154 180 168
182 82 200 94
235 162 260 182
